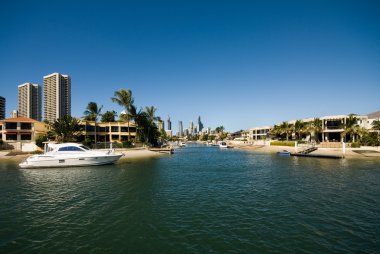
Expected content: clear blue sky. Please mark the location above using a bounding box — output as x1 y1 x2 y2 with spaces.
1 0 379 131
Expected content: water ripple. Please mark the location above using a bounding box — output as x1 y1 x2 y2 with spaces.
0 146 379 253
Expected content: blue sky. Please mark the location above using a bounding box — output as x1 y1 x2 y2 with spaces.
1 0 379 131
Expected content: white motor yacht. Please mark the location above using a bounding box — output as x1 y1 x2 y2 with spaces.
19 143 123 168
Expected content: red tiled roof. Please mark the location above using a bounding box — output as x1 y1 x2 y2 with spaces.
0 117 42 123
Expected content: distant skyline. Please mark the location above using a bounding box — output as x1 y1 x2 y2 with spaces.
1 0 379 131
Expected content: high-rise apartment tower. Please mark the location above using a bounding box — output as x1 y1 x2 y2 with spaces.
18 83 41 121
0 96 5 120
167 115 172 130
43 73 71 122
178 121 183 137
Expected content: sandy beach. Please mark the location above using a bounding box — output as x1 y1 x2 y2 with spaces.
233 144 380 159
0 148 165 164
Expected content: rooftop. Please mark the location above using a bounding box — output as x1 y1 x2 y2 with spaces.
0 117 42 123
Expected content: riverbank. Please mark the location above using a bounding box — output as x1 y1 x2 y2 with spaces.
234 144 380 158
0 148 164 163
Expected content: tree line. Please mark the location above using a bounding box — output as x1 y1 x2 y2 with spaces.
38 88 161 147
270 114 380 146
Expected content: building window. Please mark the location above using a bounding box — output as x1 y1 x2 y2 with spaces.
20 134 32 140
21 123 32 130
111 126 119 132
5 123 17 129
112 135 119 140
6 134 17 140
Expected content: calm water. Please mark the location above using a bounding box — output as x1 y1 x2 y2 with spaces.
0 145 379 253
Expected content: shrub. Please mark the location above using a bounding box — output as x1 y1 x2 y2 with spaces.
82 137 93 148
122 140 133 148
351 142 361 148
270 141 295 147
35 135 48 148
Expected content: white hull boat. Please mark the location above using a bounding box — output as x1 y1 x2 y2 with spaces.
19 143 123 169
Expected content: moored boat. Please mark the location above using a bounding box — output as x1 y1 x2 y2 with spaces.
19 143 123 168
277 150 291 156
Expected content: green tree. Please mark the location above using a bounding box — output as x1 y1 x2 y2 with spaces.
111 89 134 141
280 121 292 141
144 106 158 143
50 115 80 143
215 126 225 133
341 114 359 142
83 102 103 145
294 120 305 140
372 120 380 131
101 110 117 122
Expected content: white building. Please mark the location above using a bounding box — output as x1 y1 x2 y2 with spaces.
18 83 41 121
43 72 71 122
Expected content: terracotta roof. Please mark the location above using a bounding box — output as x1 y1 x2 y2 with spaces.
0 117 42 123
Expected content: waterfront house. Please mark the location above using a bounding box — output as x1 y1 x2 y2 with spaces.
78 120 137 143
0 117 48 151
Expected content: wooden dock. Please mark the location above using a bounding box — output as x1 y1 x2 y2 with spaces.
290 153 343 159
149 148 174 154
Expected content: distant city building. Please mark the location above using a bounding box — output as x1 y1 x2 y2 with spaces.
166 115 172 130
11 110 18 118
43 72 71 122
189 121 194 135
0 96 5 120
197 116 203 132
165 130 173 137
18 83 41 121
178 121 183 137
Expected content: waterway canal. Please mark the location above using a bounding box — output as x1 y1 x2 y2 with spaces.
0 145 379 253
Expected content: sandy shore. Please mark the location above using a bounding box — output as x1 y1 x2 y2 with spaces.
234 144 380 158
0 148 165 164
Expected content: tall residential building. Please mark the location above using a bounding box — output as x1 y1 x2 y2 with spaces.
0 96 5 120
167 115 172 130
178 121 183 137
43 73 71 122
197 116 204 132
18 83 41 121
189 121 194 135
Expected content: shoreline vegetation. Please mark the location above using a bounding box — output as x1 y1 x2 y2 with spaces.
231 143 380 159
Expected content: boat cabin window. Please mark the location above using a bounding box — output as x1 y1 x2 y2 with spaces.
80 146 90 150
58 146 84 151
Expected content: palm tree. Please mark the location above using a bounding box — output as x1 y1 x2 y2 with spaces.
111 89 134 141
215 126 225 133
145 106 158 124
342 114 359 142
280 121 292 140
294 120 305 140
83 102 103 146
306 118 322 142
144 106 158 142
101 110 117 122
50 115 80 143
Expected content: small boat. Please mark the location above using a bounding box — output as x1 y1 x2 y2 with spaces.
19 143 123 168
178 141 186 147
277 150 291 156
219 141 229 148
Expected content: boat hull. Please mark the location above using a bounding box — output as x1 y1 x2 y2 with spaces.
19 154 123 169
